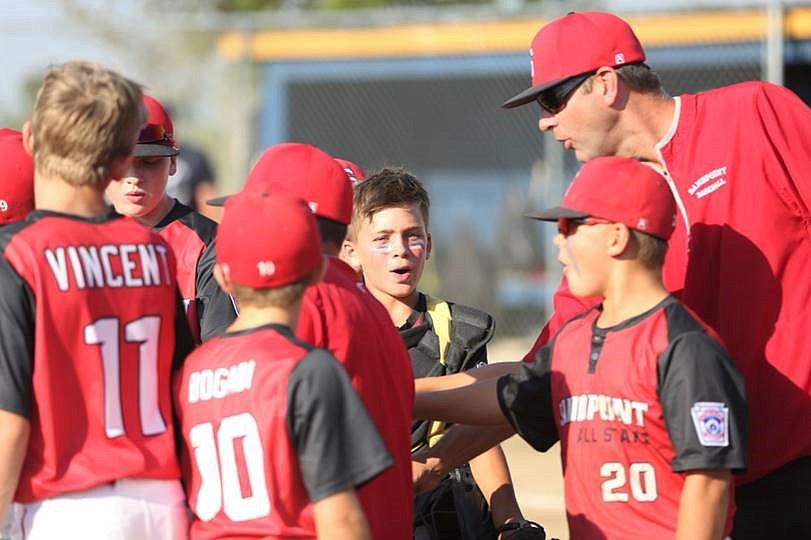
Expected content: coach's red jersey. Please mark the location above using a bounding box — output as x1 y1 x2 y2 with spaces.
526 82 811 484
175 324 392 540
297 257 415 540
0 210 188 503
156 200 236 343
502 296 747 539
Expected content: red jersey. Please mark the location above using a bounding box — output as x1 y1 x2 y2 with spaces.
0 210 190 502
156 200 236 344
175 324 392 540
297 257 415 540
502 297 747 539
526 82 811 484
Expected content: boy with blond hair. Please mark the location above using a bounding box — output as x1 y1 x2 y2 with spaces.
0 61 193 539
344 168 541 539
413 157 748 539
174 192 391 539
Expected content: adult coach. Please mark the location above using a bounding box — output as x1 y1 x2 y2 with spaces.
106 94 236 343
0 61 193 538
503 11 811 538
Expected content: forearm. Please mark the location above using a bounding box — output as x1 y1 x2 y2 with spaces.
0 411 30 520
415 377 510 424
415 362 521 394
676 469 731 540
313 490 371 540
468 446 523 528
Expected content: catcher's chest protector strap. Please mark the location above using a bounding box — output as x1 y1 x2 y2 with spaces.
426 295 453 365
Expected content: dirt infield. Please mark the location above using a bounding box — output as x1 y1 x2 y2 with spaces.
490 337 569 539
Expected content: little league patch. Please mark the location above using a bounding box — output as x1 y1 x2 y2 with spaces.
691 402 729 447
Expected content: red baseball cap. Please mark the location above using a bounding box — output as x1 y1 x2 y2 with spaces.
135 95 179 157
0 128 35 225
527 156 676 240
503 12 646 109
335 158 366 186
210 143 353 225
217 191 323 289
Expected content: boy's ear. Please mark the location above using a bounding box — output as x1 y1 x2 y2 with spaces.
21 121 34 157
606 223 632 257
213 263 234 294
340 239 363 274
426 232 433 260
168 155 177 176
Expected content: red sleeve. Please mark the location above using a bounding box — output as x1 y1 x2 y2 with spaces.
755 83 811 219
296 289 326 348
521 276 601 362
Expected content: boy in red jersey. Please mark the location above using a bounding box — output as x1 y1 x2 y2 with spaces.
106 94 236 344
0 61 193 539
175 191 390 539
413 157 748 539
210 143 415 540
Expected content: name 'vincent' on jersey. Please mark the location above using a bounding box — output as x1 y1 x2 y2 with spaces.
44 243 174 291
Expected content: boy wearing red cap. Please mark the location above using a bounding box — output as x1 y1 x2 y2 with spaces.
0 129 34 226
0 61 193 539
412 157 748 539
174 192 390 539
210 142 415 540
106 94 236 344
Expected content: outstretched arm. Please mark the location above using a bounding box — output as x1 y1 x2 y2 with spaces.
415 377 510 424
415 362 523 394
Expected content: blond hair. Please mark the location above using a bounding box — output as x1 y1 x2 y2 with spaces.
31 61 146 187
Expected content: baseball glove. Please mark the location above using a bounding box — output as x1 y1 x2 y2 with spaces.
496 519 550 540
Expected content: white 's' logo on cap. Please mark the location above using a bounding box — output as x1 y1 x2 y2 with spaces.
637 218 649 230
308 201 318 214
257 261 275 277
615 53 626 65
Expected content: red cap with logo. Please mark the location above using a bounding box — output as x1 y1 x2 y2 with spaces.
503 12 646 109
0 129 35 225
211 143 353 225
335 158 366 187
135 95 179 157
217 191 323 289
527 156 677 240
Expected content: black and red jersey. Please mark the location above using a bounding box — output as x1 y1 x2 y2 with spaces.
0 209 193 503
526 81 811 485
174 323 391 540
501 296 747 539
156 200 235 343
297 257 415 540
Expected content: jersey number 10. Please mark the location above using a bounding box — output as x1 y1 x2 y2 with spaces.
190 413 271 522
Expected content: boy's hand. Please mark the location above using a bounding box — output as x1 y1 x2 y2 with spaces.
411 455 446 494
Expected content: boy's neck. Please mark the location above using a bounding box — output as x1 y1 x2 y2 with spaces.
227 302 301 333
137 194 175 228
369 287 420 327
34 173 109 217
597 264 669 328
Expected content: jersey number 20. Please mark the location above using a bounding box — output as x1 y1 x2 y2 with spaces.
190 413 271 522
600 462 658 502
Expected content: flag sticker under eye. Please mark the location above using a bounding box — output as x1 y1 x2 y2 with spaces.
691 402 729 447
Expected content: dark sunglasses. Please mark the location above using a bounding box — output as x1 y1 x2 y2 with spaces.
536 72 595 115
557 216 612 236
138 123 172 144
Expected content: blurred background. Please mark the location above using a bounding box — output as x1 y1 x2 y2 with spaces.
3 1 811 537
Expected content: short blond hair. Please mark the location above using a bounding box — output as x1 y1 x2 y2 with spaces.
31 61 146 187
